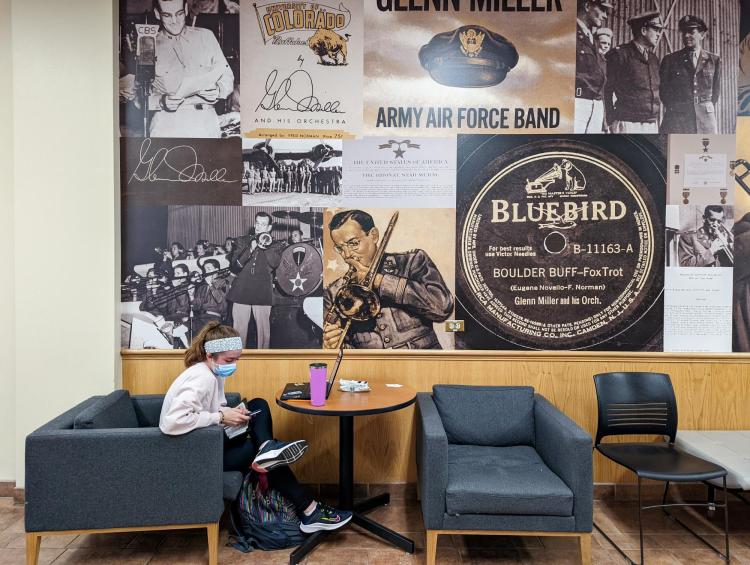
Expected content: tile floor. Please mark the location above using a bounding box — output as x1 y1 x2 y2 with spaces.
2 493 750 564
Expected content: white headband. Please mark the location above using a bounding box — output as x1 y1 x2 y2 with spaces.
204 337 243 354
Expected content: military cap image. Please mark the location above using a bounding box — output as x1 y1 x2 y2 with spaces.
678 15 708 33
587 0 613 8
418 25 519 88
627 11 663 31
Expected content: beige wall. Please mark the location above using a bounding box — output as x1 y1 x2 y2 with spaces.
0 0 15 482
9 0 119 487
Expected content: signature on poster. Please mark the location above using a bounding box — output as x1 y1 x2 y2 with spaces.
128 138 237 184
256 68 343 113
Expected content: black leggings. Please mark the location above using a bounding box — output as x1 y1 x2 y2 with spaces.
223 398 313 514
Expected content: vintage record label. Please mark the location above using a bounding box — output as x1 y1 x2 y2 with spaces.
456 135 665 350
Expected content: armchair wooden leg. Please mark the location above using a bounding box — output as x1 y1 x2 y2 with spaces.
206 522 219 565
25 533 41 565
426 530 438 565
578 533 591 565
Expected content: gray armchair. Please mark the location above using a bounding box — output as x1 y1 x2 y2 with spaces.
417 385 593 565
25 390 244 565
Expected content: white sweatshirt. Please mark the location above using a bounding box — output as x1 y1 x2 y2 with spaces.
159 362 227 435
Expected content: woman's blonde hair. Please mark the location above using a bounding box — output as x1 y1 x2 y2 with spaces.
184 322 241 367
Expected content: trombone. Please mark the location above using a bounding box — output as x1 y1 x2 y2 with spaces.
325 212 399 350
710 223 734 265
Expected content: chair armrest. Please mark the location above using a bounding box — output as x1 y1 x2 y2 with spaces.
416 393 448 530
25 426 225 532
534 394 593 532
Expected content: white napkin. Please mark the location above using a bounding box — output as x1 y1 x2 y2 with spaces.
339 379 370 392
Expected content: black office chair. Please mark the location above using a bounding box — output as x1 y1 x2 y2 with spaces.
593 372 729 564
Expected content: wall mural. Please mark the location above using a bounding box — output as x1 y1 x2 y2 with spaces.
118 0 747 352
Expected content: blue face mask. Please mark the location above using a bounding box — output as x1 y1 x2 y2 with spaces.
212 362 237 378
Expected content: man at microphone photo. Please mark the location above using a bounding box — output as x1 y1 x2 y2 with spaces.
147 0 235 137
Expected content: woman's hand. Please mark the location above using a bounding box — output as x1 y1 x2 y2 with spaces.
221 407 250 426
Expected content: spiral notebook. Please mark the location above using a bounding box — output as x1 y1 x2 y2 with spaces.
280 349 344 401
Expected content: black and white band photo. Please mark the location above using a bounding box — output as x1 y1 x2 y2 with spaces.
119 0 240 138
242 138 343 207
574 0 738 135
666 204 734 267
121 205 324 349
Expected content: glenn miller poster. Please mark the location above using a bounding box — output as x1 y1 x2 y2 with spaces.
241 0 364 139
364 0 575 135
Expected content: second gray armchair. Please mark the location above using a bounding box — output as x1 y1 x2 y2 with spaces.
416 385 593 565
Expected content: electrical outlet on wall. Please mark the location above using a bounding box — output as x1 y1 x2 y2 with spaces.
445 320 464 332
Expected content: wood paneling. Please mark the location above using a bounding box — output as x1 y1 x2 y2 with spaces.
122 350 750 484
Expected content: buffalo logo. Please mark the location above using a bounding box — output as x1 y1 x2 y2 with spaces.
307 28 350 65
459 28 485 58
377 139 421 159
525 159 586 195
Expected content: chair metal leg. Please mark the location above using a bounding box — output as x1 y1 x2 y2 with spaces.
638 477 644 565
595 476 732 565
661 481 670 506
723 476 730 562
592 521 637 565
708 483 717 512
658 478 730 562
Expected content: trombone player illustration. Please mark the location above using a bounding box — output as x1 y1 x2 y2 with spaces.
323 209 454 350
678 205 734 267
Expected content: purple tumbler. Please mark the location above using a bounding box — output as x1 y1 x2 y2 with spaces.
309 363 328 406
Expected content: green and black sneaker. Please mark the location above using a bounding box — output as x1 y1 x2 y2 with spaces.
299 502 353 533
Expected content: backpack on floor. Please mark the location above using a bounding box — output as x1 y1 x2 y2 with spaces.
228 472 306 552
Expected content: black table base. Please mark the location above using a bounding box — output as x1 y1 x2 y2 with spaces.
289 416 415 564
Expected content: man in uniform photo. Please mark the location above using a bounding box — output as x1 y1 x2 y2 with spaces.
192 258 231 330
660 15 721 134
574 0 612 133
604 11 663 133
148 0 235 137
227 212 284 348
323 210 454 350
678 205 734 267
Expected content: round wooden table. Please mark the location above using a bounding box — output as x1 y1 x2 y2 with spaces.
276 383 417 564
